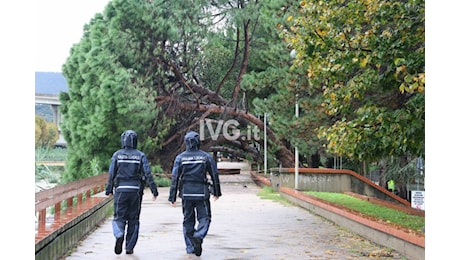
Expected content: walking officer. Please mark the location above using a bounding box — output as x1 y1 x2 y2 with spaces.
105 130 159 255
168 131 222 256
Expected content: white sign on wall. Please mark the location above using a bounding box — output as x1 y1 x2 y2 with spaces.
411 190 425 211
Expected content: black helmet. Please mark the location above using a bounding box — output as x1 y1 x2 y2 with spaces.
121 130 137 149
184 131 200 151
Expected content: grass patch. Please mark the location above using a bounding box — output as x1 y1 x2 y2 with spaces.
35 147 67 161
306 191 425 232
257 186 291 206
256 187 424 234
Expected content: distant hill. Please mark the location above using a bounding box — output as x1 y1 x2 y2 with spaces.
35 72 69 123
35 72 68 95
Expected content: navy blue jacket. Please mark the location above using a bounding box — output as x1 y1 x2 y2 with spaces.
106 148 159 196
168 132 221 202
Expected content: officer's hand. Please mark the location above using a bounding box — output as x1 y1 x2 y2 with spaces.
152 196 157 201
213 195 220 201
170 201 176 207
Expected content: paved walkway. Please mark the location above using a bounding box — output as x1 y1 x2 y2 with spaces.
63 172 403 259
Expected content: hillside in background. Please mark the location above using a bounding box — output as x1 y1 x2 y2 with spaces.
36 104 54 122
35 72 69 122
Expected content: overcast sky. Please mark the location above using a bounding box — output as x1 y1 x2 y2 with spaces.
35 0 110 72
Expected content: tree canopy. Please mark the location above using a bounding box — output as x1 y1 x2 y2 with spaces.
282 0 425 163
35 115 59 149
59 0 424 183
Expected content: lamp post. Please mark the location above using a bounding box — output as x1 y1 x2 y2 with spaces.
294 99 299 190
264 112 267 176
290 49 300 190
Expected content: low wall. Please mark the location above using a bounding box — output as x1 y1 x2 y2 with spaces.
269 168 409 206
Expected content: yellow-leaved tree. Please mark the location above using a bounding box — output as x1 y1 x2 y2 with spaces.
35 115 59 149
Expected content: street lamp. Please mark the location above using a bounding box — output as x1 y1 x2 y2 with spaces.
295 97 299 190
264 112 268 176
291 48 300 190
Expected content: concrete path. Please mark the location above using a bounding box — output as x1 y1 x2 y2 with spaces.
63 172 403 259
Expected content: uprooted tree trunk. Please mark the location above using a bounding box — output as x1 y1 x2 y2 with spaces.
154 96 295 171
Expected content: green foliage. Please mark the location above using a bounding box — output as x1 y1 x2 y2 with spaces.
377 156 424 193
257 186 291 205
281 0 425 163
245 0 334 166
35 147 67 161
150 164 164 174
35 164 61 184
35 147 67 184
199 32 237 99
60 0 168 181
90 158 103 177
149 164 170 187
35 115 59 149
154 175 171 187
62 157 104 183
306 191 424 232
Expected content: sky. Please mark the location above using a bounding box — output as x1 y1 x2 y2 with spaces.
35 0 111 72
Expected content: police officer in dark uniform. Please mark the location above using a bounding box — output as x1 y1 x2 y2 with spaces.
168 131 222 256
105 130 159 255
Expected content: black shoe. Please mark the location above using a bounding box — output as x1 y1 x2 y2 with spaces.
192 237 203 256
126 249 133 254
114 236 124 255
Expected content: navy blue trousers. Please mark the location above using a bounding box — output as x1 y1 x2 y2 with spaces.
181 199 212 253
112 191 141 251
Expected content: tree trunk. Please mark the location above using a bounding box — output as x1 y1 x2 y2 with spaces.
155 96 295 169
